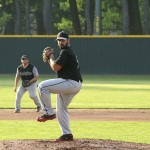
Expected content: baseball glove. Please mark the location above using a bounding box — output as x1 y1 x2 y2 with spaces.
43 47 54 62
22 80 31 87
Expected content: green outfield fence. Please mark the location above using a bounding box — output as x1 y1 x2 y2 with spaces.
0 35 150 75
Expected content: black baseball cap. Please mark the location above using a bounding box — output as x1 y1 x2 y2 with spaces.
21 55 29 60
56 31 69 40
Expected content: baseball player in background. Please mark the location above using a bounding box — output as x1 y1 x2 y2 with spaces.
37 31 83 142
14 55 41 113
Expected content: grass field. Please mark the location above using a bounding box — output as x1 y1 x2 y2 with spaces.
0 74 150 144
1 74 150 109
1 120 150 144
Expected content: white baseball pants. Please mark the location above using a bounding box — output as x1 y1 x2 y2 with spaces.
38 78 82 135
15 82 41 110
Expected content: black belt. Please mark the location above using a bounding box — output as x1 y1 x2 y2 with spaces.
66 79 81 83
73 79 82 83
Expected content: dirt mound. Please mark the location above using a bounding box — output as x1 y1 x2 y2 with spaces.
0 139 150 150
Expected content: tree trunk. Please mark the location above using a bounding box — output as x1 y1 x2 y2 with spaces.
36 10 45 34
43 0 53 34
25 0 31 35
35 1 45 34
143 0 150 34
69 0 82 34
122 0 129 34
128 0 142 34
85 0 92 34
90 0 95 34
14 0 21 34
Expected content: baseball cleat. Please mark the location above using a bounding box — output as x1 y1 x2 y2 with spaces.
36 106 41 112
53 134 74 142
14 109 20 113
37 114 56 122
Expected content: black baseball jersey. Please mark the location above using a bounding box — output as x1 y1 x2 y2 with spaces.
55 46 82 82
17 64 34 81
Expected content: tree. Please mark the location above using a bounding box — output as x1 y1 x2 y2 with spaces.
143 0 150 34
14 0 21 34
122 0 143 35
85 0 92 34
102 0 122 34
122 0 129 34
25 0 31 34
0 12 11 34
34 1 45 34
85 0 95 34
0 1 12 33
43 0 53 34
4 0 16 34
0 0 147 35
69 0 82 34
128 0 142 34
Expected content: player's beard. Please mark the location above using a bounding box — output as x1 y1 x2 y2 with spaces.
59 42 69 49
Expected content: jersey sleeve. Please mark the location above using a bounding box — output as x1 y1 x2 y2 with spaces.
33 66 39 77
16 68 20 77
55 50 68 67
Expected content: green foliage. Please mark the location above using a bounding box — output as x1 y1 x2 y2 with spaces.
56 17 73 31
53 0 85 34
60 0 70 10
0 0 147 34
0 12 11 27
102 0 122 34
137 0 148 30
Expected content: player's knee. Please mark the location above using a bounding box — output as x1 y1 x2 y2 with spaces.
38 84 42 96
38 83 42 92
38 82 43 88
38 84 49 95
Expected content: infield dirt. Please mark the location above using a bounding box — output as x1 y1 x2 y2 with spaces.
0 109 150 150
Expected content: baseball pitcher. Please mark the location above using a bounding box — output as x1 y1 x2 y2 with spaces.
37 31 83 142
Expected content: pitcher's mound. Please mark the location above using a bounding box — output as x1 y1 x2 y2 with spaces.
0 139 150 150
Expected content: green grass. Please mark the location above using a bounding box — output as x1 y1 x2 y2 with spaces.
1 75 150 144
0 120 150 144
1 74 150 108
